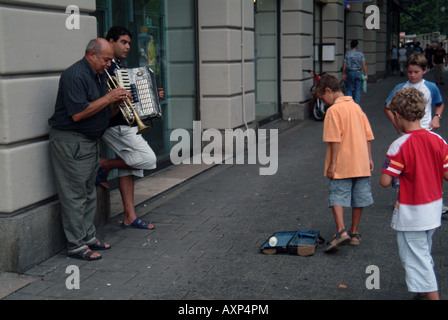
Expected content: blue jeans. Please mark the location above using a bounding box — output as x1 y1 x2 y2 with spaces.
346 70 362 104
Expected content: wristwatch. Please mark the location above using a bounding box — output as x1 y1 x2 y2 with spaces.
435 114 442 119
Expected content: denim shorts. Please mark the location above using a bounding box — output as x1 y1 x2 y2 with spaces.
328 177 373 208
397 229 438 293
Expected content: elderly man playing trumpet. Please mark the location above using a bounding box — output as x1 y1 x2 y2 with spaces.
48 38 130 261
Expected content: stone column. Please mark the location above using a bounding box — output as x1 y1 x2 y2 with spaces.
279 0 313 120
197 0 255 130
0 0 97 272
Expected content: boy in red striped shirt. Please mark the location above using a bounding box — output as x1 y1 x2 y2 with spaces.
380 87 448 300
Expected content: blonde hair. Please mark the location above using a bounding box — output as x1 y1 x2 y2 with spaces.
388 87 426 121
406 53 427 70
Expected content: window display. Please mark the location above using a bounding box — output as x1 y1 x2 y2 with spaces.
92 0 197 167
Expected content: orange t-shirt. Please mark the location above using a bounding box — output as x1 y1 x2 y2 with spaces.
323 96 374 179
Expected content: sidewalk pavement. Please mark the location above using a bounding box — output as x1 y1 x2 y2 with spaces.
2 70 448 302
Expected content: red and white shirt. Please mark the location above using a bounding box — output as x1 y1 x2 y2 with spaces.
382 129 448 231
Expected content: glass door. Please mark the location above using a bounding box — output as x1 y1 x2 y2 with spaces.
254 0 280 122
91 0 198 169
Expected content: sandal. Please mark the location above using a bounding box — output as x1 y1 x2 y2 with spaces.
324 229 350 253
69 248 101 261
121 217 155 230
95 167 109 189
348 231 361 246
88 240 111 251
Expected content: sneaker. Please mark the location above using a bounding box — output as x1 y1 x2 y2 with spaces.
442 205 448 215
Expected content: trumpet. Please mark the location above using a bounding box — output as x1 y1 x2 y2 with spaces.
104 69 150 135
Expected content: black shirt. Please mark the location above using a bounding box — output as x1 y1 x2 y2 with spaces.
433 49 446 65
108 59 131 127
48 58 110 139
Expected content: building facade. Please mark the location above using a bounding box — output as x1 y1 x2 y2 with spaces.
0 0 405 272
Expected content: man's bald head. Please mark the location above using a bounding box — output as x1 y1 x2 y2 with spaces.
85 38 114 74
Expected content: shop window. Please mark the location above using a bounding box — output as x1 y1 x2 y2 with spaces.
91 0 197 180
254 0 280 122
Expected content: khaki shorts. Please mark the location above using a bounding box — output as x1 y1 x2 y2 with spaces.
102 125 157 178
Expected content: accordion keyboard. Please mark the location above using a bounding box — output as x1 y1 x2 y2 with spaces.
115 67 162 120
135 78 154 115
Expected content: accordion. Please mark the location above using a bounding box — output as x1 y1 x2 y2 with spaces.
114 66 162 120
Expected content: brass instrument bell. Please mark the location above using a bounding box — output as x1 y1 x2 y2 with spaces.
104 69 150 135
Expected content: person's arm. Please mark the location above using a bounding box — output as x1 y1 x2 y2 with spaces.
342 62 347 81
72 88 129 122
430 103 444 130
368 141 374 172
383 105 402 134
362 60 368 80
326 142 340 179
158 88 165 100
380 173 393 187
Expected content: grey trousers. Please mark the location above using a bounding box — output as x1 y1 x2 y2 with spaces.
49 128 100 254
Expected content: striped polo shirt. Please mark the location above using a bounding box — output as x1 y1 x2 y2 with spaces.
382 129 448 231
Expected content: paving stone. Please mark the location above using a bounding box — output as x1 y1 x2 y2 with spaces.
4 71 448 303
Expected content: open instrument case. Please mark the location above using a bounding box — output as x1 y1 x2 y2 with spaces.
260 230 324 256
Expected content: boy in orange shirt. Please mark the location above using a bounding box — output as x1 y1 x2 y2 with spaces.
313 74 375 253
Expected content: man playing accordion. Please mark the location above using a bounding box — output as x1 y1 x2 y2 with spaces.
98 26 164 230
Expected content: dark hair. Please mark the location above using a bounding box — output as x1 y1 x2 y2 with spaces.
312 74 341 96
85 38 102 56
106 26 133 42
351 40 358 49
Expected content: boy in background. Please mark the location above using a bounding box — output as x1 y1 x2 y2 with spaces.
384 53 444 133
380 87 448 300
383 53 445 205
313 74 374 253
